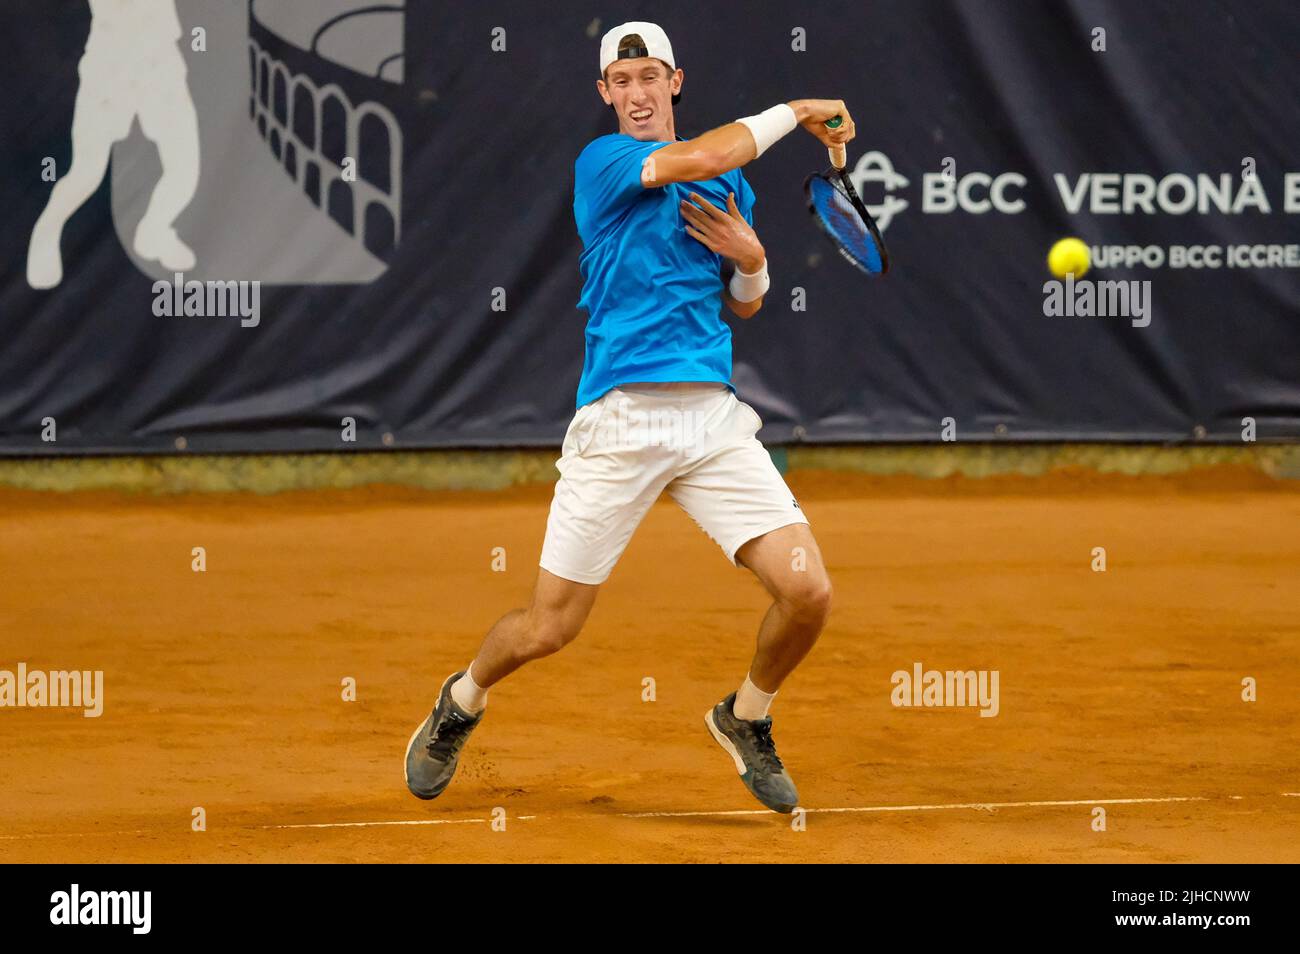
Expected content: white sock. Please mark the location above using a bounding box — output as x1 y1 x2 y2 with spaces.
449 663 488 714
732 674 777 721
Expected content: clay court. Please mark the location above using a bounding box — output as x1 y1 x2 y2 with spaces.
2 465 1297 863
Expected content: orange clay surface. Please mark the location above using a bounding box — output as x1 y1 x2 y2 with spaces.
1 467 1297 863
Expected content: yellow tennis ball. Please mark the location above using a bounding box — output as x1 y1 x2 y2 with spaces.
1048 237 1091 279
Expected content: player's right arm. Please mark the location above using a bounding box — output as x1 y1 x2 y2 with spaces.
641 99 857 188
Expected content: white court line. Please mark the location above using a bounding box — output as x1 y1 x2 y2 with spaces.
618 795 1210 820
262 794 1219 829
3 792 1285 839
263 814 541 831
265 817 490 831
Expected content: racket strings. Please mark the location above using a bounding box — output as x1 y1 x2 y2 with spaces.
808 175 886 275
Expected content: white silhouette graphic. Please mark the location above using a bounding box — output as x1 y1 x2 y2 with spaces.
27 0 200 289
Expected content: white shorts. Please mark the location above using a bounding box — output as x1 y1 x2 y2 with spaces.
539 383 809 585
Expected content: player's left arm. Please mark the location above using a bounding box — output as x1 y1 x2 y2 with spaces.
722 279 764 319
679 191 767 319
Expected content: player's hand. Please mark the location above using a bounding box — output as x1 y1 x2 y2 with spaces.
679 192 765 273
789 99 855 149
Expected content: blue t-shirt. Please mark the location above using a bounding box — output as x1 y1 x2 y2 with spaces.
572 133 756 408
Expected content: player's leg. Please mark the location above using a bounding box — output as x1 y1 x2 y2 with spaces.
668 394 828 703
667 388 823 812
733 521 832 699
404 569 598 801
458 567 600 693
26 75 131 289
405 388 674 801
133 50 200 270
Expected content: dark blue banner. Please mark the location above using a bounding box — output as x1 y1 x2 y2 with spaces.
2 0 1297 453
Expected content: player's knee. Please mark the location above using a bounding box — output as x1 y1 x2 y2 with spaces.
520 610 580 659
780 574 833 626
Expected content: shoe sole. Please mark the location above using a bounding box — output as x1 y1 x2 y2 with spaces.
404 720 437 799
404 672 460 800
705 708 747 775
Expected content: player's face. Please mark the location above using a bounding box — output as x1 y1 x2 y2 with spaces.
600 58 681 141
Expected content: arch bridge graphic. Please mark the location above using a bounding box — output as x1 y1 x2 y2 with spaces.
97 0 411 286
248 1 405 268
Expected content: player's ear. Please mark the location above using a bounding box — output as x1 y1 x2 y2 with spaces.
670 68 683 97
596 78 612 106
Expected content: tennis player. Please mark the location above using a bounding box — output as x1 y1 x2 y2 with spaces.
406 21 855 813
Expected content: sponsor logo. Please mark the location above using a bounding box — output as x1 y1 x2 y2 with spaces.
851 154 1300 237
850 152 1026 230
1089 243 1300 270
1055 172 1290 216
848 152 910 230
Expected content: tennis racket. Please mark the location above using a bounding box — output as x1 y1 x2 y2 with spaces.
804 116 890 275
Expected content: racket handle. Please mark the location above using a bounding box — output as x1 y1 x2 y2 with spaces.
825 115 847 170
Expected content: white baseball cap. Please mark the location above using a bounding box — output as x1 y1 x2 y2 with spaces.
599 21 675 76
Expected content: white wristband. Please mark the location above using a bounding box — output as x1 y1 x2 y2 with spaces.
730 259 770 303
736 104 798 159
